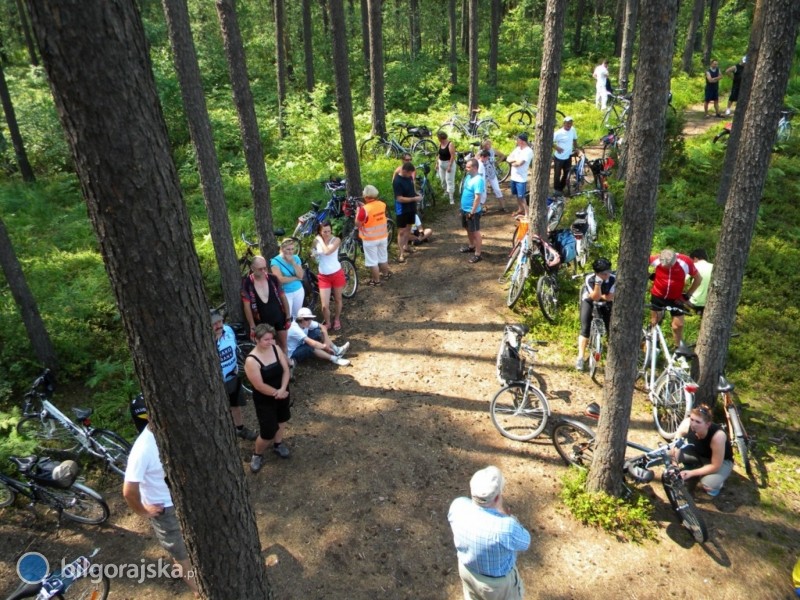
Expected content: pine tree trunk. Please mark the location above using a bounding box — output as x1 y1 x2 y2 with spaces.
161 0 243 325
409 0 421 59
487 0 500 86
681 0 704 74
449 0 457 84
320 0 330 35
467 0 478 114
303 0 315 91
695 0 800 405
702 0 719 66
586 0 679 496
14 0 38 66
528 0 567 237
360 0 370 77
613 0 624 56
0 216 58 372
24 1 272 596
573 0 586 55
0 62 35 182
329 0 362 197
618 0 638 92
367 0 386 138
274 0 287 137
215 0 278 258
460 0 468 53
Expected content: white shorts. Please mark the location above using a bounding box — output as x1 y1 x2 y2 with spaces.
363 239 388 268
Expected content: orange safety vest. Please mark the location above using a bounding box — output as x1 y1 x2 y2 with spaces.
359 200 388 241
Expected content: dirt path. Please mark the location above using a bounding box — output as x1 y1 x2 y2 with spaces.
2 192 797 599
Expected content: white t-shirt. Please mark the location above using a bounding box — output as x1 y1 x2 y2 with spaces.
593 64 609 90
507 145 533 183
553 127 578 161
314 238 341 275
124 427 173 508
287 319 321 356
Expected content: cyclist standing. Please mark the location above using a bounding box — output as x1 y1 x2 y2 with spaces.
552 116 578 193
649 249 702 347
576 258 616 371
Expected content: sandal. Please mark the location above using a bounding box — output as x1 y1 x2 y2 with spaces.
468 255 482 264
381 271 393 279
459 246 476 253
333 319 342 331
397 256 407 263
368 280 382 287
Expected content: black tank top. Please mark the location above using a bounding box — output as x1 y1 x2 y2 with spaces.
255 277 284 327
438 142 452 161
687 423 733 462
247 347 287 403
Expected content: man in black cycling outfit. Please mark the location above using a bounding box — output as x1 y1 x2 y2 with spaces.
576 258 615 371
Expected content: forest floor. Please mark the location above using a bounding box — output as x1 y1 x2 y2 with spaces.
2 109 798 600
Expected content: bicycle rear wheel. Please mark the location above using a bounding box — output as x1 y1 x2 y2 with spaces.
507 109 533 127
652 371 691 440
359 136 385 160
47 483 109 525
501 242 522 279
662 471 708 543
0 480 16 508
340 257 358 298
411 139 437 159
536 275 559 323
477 119 499 139
490 383 549 441
340 233 359 263
506 256 529 308
89 429 131 477
726 401 753 476
551 419 596 468
17 416 80 454
495 159 510 183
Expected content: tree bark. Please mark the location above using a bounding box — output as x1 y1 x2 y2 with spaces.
360 0 370 77
587 0 678 496
302 0 315 91
460 0 468 54
467 0 478 114
618 0 638 93
695 0 800 406
274 0 287 137
320 0 330 35
161 0 243 324
329 0 362 198
528 0 567 237
613 0 625 56
409 0 421 59
367 0 386 138
681 0 704 74
449 0 457 85
702 0 719 66
24 1 272 597
0 216 58 372
487 0 500 86
215 0 278 258
14 0 38 66
0 62 35 182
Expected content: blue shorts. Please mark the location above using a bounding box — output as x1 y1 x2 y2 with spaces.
509 181 528 200
291 327 323 362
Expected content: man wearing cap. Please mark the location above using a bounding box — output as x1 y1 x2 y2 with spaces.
505 133 534 216
448 466 531 600
649 249 702 347
286 307 350 367
212 310 257 441
356 185 391 286
553 116 578 193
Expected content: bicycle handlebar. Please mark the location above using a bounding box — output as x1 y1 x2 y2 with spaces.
645 303 691 316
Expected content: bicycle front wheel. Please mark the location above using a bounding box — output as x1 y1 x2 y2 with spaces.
47 483 110 525
662 471 708 543
507 109 533 127
551 419 596 468
501 242 522 279
411 138 437 159
490 383 549 441
477 119 499 139
17 416 80 454
89 429 131 477
652 371 691 440
603 191 616 220
726 402 752 476
359 137 386 160
0 480 16 508
340 234 359 263
61 573 111 599
536 275 559 323
340 257 358 298
506 257 530 308
495 159 510 183
588 324 602 381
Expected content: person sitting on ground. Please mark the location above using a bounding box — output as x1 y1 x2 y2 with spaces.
270 238 305 319
649 248 702 348
684 248 713 316
575 258 616 372
410 214 433 246
356 184 391 287
245 323 292 472
212 310 257 441
286 307 350 367
672 404 734 498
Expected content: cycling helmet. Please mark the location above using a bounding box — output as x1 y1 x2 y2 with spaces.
592 257 612 273
130 393 149 433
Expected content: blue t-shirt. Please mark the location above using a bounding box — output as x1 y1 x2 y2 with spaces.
270 254 303 293
217 325 238 380
460 173 486 213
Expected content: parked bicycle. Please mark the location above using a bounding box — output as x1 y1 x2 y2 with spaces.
6 548 109 600
237 228 287 275
416 162 436 214
16 371 131 477
0 455 109 525
439 106 499 141
506 97 565 127
506 233 563 323
716 374 755 479
392 121 435 149
600 126 626 180
640 305 698 440
602 91 632 128
551 423 709 543
360 124 436 161
586 157 616 219
569 195 598 270
565 146 594 197
776 108 794 145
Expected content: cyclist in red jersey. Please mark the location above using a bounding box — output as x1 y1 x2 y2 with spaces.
649 248 702 347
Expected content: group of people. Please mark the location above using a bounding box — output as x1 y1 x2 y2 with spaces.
704 56 747 118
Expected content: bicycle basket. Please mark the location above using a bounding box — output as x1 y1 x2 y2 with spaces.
497 341 524 384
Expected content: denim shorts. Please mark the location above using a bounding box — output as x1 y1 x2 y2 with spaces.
509 181 528 200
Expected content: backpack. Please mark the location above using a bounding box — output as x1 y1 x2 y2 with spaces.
550 229 577 264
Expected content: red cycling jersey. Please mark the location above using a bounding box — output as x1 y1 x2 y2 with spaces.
649 253 698 301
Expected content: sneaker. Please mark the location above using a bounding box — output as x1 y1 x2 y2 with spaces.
725 108 731 116
575 358 585 371
249 454 264 473
334 342 350 357
273 443 290 459
704 486 721 497
331 355 351 367
236 427 257 441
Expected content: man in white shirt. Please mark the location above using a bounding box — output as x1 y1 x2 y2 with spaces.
505 133 534 216
593 59 609 110
553 116 578 193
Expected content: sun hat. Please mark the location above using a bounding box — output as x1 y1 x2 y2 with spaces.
296 307 316 320
470 466 505 505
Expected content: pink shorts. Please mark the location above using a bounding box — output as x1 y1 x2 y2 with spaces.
318 268 346 290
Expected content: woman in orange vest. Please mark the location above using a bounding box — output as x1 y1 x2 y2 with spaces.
357 185 391 286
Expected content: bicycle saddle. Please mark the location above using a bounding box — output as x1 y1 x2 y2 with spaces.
273 227 286 237
717 375 734 393
509 324 530 336
72 407 93 420
585 402 601 420
10 455 39 472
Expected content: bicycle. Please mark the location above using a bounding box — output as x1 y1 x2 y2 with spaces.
716 374 755 478
500 216 530 281
490 335 551 441
360 125 436 161
569 273 607 382
568 195 598 270
507 233 563 323
16 371 131 477
551 423 709 544
392 121 435 150
600 126 626 180
6 548 109 599
602 91 632 128
237 228 287 275
506 97 565 127
416 162 436 214
0 455 109 525
564 146 594 197
640 305 698 440
586 157 616 219
438 106 499 141
776 108 794 144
